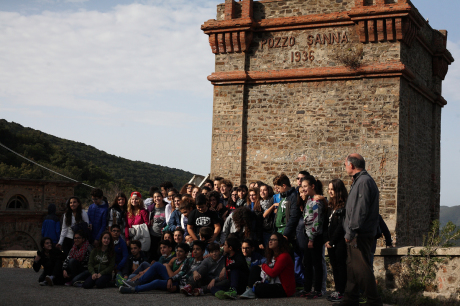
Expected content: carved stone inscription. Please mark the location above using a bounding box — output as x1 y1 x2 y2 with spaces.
260 36 296 49
250 28 355 71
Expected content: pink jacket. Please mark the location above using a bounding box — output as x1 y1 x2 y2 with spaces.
125 209 149 240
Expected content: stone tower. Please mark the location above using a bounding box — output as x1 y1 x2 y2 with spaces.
201 0 454 246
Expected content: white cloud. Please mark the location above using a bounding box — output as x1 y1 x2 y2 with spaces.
0 3 215 115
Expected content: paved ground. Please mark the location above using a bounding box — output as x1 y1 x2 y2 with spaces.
2 268 338 306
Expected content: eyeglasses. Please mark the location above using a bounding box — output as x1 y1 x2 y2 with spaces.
269 239 278 242
296 177 303 180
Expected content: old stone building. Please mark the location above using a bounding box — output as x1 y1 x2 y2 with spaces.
202 0 454 246
0 178 76 250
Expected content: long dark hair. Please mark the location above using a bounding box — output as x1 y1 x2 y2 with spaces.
111 192 128 212
301 175 324 195
247 187 262 212
65 196 83 227
265 232 290 263
207 191 221 208
98 231 115 258
328 179 348 210
232 207 252 239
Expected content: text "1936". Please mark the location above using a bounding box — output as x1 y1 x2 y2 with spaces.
291 50 315 62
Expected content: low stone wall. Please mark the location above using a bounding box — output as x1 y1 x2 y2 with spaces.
0 250 35 268
373 247 460 300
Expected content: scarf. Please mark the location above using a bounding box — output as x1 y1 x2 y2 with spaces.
68 240 89 262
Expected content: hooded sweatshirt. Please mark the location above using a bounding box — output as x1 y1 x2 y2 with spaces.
87 200 109 242
88 248 115 275
42 204 61 244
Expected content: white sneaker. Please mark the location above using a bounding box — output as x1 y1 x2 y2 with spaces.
45 276 54 286
240 287 256 299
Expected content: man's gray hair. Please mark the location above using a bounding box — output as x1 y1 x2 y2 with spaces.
347 155 365 170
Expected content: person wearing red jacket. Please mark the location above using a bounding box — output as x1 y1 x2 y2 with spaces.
240 232 295 299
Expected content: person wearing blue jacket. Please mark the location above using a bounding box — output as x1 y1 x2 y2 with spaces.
111 224 129 273
87 188 109 247
166 194 182 232
42 204 61 245
242 239 266 267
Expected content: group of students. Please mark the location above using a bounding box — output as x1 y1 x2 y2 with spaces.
38 172 391 302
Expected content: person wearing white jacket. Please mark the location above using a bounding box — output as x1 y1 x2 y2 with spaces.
57 197 89 257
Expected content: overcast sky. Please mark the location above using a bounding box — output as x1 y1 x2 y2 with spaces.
0 0 459 207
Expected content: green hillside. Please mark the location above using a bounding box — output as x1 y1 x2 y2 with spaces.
440 205 460 228
0 119 193 202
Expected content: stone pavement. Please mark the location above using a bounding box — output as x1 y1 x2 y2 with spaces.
3 268 336 306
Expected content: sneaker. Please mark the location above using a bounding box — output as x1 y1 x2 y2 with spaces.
240 287 256 299
327 291 339 301
359 296 367 304
122 279 138 288
224 288 238 299
39 281 47 286
73 281 84 288
330 293 344 302
214 290 227 300
299 290 312 297
193 287 204 296
64 281 72 286
45 276 54 286
116 274 125 287
306 291 322 299
180 284 193 296
119 286 136 294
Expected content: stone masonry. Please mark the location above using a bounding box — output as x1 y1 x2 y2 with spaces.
201 0 454 246
0 178 77 250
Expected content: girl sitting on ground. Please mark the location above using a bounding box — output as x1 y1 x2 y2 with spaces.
83 231 115 289
62 231 92 286
33 237 65 286
240 232 295 299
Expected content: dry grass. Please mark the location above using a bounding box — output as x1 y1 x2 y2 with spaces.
333 45 364 70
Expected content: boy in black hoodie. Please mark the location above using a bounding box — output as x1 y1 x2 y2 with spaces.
213 237 249 299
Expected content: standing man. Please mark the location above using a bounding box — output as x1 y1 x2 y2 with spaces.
335 154 382 306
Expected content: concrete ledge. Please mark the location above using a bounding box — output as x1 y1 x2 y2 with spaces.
375 247 412 256
374 247 460 256
0 251 36 258
410 247 460 256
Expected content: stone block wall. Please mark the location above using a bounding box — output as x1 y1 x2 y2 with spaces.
0 179 77 250
374 247 460 299
202 0 453 246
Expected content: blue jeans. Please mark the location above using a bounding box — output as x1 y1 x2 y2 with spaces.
72 271 90 284
135 262 170 292
132 261 150 276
